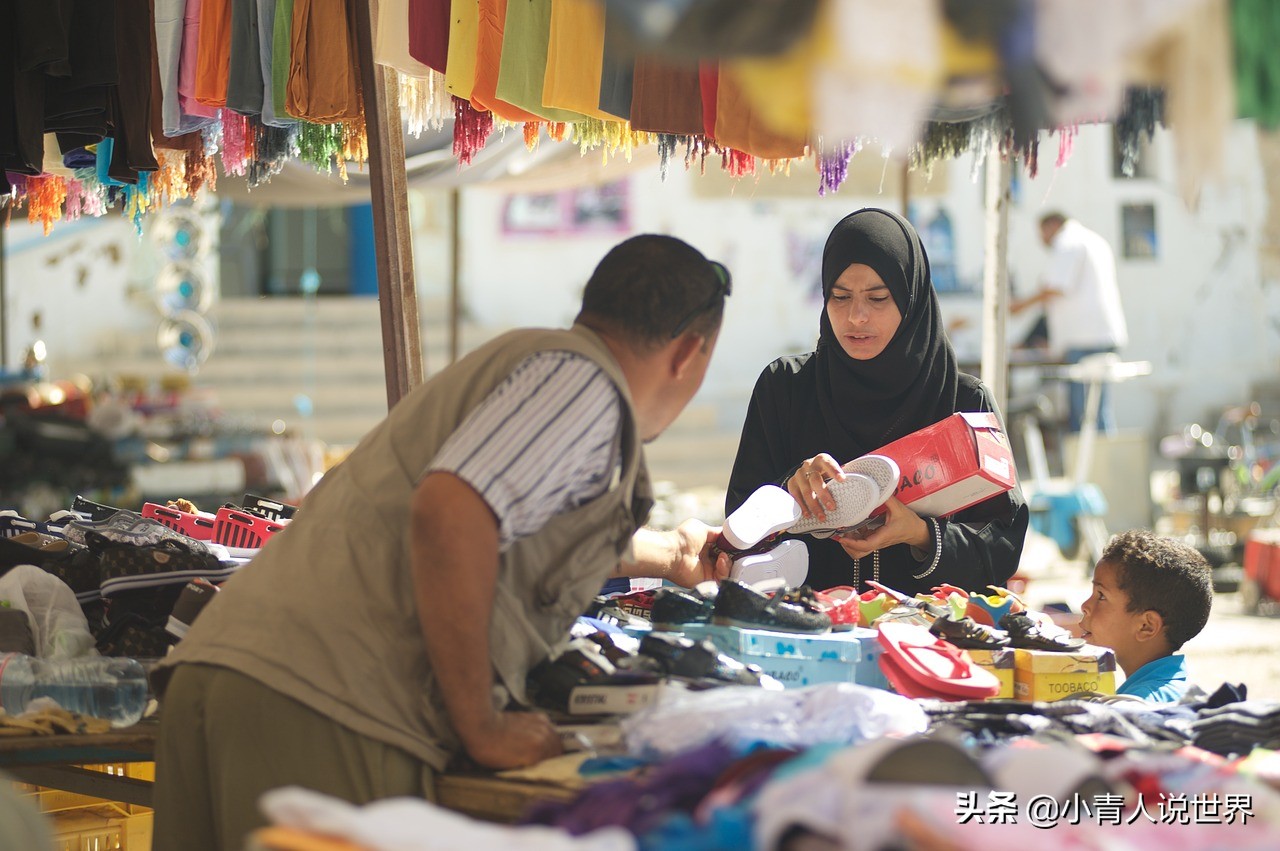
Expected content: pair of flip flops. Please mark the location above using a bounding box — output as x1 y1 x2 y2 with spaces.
877 621 1002 700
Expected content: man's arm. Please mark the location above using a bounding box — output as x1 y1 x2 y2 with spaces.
410 471 562 769
612 520 731 587
1009 285 1062 316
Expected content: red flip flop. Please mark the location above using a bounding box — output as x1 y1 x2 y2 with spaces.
877 621 1000 699
878 653 968 700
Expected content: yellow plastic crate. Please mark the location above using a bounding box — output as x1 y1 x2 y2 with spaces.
14 762 153 851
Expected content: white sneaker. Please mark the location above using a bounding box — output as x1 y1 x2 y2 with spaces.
720 485 803 551
842 454 900 505
789 472 881 539
730 539 809 588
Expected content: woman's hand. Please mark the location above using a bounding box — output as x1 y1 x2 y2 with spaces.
833 497 930 559
785 453 846 520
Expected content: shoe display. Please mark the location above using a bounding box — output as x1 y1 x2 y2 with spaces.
812 585 860 631
98 539 241 597
165 578 220 639
711 579 831 634
650 586 715 629
929 614 1012 650
718 485 802 552
729 539 809 588
66 511 225 558
876 621 1001 699
998 610 1085 652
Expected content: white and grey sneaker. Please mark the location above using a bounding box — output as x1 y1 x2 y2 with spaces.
789 472 882 539
719 485 803 552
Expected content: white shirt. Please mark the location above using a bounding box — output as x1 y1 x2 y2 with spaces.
426 351 622 550
1041 219 1129 351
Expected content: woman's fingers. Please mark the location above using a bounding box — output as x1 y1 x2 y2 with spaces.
788 454 845 519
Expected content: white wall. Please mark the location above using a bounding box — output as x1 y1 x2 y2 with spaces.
458 122 1280 441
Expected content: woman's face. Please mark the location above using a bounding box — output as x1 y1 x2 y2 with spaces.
825 263 902 360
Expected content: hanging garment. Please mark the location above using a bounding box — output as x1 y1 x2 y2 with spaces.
226 0 266 114
599 0 820 61
719 0 828 143
257 0 296 126
444 0 479 99
699 62 718 139
194 0 233 107
149 0 206 152
496 0 582 122
287 0 363 123
1233 0 1280 127
43 0 119 143
0 6 46 175
15 0 73 78
408 0 449 74
629 58 702 136
471 0 542 122
377 0 435 79
542 0 610 119
180 0 222 120
596 5 633 120
156 0 217 135
714 70 806 159
270 0 296 121
814 0 941 152
112 0 161 176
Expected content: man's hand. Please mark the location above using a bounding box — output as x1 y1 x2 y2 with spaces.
833 497 930 560
668 519 732 587
461 709 563 770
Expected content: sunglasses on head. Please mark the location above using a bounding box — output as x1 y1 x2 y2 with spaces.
669 261 732 339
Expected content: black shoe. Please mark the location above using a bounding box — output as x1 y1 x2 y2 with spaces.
930 614 1012 650
637 631 765 686
999 611 1085 652
165 579 220 640
650 586 714 628
711 579 831 634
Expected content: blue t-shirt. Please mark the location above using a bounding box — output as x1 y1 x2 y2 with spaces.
1117 654 1190 703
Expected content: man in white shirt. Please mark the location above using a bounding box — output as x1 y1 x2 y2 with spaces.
1013 213 1129 433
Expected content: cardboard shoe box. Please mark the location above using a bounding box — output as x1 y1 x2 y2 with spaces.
853 413 1018 534
967 647 1015 700
676 624 890 690
1013 645 1117 701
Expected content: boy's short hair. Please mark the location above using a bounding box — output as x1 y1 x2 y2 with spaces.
1101 530 1213 651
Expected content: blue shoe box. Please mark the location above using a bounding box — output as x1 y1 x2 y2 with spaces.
675 624 890 690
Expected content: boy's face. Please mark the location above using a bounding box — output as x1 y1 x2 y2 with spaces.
1080 561 1145 655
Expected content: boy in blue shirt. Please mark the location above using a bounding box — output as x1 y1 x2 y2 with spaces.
1080 530 1213 703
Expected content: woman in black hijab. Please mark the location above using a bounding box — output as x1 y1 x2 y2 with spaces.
726 208 1028 596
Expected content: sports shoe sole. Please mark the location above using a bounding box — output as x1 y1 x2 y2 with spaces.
789 473 879 539
730 539 809 588
720 485 802 551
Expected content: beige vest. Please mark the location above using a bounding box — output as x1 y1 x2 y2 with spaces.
160 325 652 770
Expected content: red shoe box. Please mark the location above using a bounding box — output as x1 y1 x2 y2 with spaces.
1244 529 1280 603
868 412 1018 520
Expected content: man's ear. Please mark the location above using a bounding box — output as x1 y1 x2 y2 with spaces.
1134 609 1165 644
669 332 705 380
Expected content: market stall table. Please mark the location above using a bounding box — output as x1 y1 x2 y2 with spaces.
0 724 572 822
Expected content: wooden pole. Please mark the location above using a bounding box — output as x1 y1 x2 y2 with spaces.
980 146 1012 414
353 0 424 408
449 189 461 364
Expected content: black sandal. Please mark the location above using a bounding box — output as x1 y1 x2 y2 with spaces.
930 614 1012 650
999 611 1085 652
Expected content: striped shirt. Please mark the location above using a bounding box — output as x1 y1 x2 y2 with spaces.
426 351 623 549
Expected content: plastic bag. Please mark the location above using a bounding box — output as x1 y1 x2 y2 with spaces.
0 565 96 660
621 682 928 760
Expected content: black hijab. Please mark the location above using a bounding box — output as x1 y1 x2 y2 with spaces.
815 208 959 456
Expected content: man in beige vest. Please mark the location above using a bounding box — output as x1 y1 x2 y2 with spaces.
152 235 733 851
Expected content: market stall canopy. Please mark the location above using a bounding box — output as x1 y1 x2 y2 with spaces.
214 126 661 208
1 0 1264 234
